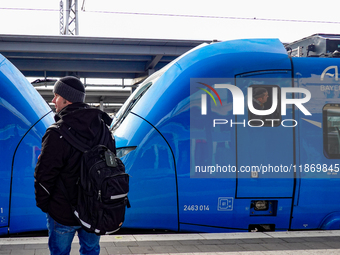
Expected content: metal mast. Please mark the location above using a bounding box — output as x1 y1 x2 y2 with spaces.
59 0 64 35
60 0 79 35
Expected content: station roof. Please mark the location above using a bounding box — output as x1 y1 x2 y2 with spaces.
0 34 210 79
0 34 209 113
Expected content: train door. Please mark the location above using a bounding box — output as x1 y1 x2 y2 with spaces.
235 70 295 199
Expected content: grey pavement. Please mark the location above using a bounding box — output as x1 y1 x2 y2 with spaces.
1 230 340 254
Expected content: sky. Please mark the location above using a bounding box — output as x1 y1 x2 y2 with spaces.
0 0 339 43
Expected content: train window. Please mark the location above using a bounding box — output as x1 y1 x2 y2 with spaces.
247 85 281 127
323 104 340 159
111 81 153 130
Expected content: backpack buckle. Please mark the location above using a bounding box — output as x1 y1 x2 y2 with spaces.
105 150 117 167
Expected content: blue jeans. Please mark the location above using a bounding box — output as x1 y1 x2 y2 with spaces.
46 214 100 255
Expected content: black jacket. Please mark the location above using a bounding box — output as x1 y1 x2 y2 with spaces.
34 103 116 226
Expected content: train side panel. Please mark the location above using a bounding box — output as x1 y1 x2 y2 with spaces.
181 50 293 231
9 114 54 234
291 58 340 230
114 113 178 231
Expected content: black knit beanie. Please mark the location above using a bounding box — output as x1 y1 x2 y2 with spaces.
53 76 85 103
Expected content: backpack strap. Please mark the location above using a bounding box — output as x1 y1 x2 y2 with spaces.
98 122 107 146
52 124 90 152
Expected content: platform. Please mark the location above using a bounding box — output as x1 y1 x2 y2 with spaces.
1 230 340 254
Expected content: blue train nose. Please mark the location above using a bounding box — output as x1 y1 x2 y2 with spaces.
0 54 54 236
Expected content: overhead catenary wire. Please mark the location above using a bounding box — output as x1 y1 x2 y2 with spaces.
84 10 340 25
0 7 340 24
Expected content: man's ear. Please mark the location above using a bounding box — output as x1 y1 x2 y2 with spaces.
64 99 72 105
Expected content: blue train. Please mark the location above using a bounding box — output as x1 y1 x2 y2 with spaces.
0 54 54 236
112 34 340 232
1 34 340 235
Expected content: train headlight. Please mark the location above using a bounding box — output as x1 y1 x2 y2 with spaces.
116 146 137 158
254 200 268 211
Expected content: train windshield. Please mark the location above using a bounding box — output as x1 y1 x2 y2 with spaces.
111 42 209 131
110 74 161 131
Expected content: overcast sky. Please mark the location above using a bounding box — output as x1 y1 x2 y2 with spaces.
0 0 339 43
